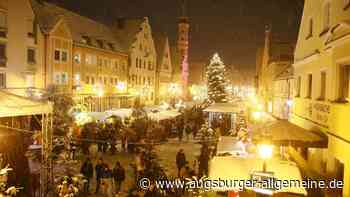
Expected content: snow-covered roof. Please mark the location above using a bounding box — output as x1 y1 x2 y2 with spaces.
204 102 243 113
209 156 307 195
148 110 181 121
0 90 52 117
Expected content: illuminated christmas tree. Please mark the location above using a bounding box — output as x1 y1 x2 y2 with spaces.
206 53 228 103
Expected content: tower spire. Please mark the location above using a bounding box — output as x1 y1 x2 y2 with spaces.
180 0 187 17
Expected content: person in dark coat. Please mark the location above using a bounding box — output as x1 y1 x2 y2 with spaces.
112 161 125 193
176 149 186 177
95 158 104 194
80 158 93 193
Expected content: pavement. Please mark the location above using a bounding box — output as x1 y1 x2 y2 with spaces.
57 137 202 196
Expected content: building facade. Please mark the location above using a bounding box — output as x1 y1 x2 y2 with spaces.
113 18 157 106
0 0 46 96
257 26 295 114
154 33 173 104
293 0 350 196
32 1 130 111
272 66 294 119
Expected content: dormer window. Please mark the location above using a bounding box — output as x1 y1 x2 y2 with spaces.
97 39 104 49
108 43 115 50
82 36 91 45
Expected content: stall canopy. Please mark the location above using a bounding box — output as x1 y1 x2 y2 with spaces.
204 102 243 113
253 120 328 148
0 90 52 117
209 156 307 195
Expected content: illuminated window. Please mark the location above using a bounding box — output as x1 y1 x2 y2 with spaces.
74 53 81 64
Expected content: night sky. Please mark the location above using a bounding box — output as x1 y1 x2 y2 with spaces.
46 0 304 71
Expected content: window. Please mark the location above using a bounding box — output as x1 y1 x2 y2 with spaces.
0 43 6 67
25 74 34 88
74 53 81 64
74 74 80 86
54 49 60 61
319 71 326 100
136 58 139 68
61 50 68 62
114 59 119 70
0 12 7 37
86 76 90 84
91 77 95 85
61 73 68 84
307 18 313 38
85 54 92 65
296 76 301 97
27 48 36 64
307 74 313 98
0 73 5 88
323 2 331 31
339 65 350 101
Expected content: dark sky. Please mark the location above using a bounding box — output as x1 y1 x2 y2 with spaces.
46 0 304 71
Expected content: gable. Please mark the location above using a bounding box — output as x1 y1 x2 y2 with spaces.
50 19 72 39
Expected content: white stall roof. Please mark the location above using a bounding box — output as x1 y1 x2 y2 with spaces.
209 156 307 195
0 90 52 117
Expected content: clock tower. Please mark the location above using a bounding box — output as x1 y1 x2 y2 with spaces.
177 0 189 98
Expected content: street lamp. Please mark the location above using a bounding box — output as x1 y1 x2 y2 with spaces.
258 144 273 172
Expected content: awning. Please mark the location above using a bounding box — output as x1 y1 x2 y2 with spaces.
252 120 328 148
204 102 244 113
0 90 52 117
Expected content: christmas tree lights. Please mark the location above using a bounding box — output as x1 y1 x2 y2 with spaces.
206 53 228 103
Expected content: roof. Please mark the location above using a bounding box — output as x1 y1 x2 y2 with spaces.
30 0 125 52
153 32 168 67
111 18 146 50
253 120 328 148
0 90 52 117
204 102 244 113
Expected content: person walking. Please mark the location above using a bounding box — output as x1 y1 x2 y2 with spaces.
112 161 125 194
80 158 93 194
95 158 104 194
176 149 186 177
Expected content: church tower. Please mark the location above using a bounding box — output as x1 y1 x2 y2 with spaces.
177 0 189 98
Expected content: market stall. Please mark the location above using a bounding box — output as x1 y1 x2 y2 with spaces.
0 90 53 197
204 102 245 134
209 156 307 196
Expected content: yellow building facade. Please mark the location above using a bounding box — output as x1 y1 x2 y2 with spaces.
293 0 350 196
32 1 131 111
